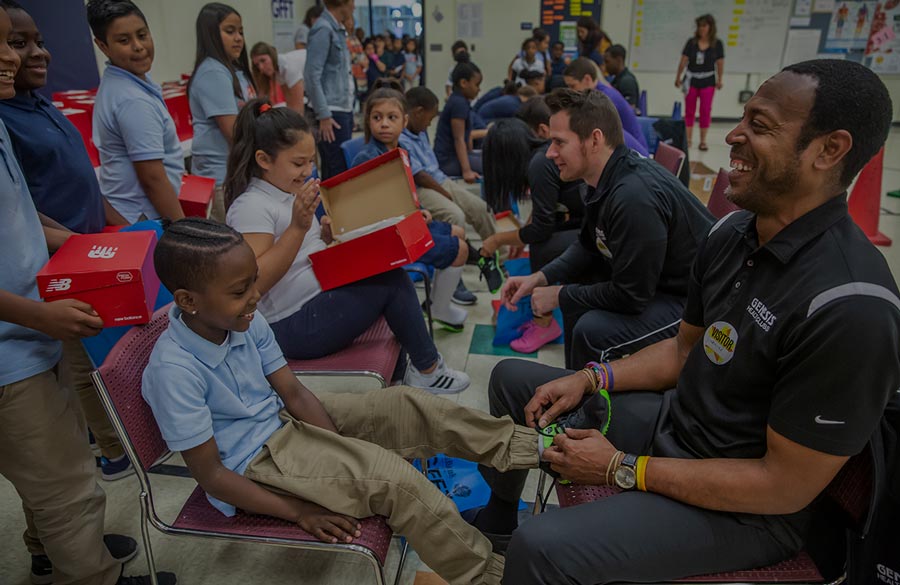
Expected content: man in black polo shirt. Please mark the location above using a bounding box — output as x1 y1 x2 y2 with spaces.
604 44 640 112
499 88 713 369
471 59 899 584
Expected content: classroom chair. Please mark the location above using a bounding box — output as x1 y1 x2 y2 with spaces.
341 136 367 168
91 306 405 585
549 448 872 584
286 316 403 388
638 90 648 117
635 116 660 155
707 168 741 219
654 141 686 177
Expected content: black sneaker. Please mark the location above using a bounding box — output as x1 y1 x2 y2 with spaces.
117 573 177 585
477 251 504 294
31 534 138 585
451 279 477 305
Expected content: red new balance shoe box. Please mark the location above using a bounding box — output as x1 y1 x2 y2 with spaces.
310 148 433 291
36 232 161 327
179 175 215 218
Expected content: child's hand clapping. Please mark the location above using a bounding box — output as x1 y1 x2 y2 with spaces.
290 178 321 231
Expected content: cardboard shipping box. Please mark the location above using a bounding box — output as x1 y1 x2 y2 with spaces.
689 161 718 205
36 231 160 327
179 174 215 218
310 148 433 291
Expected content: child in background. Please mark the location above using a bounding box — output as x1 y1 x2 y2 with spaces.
224 99 470 392
352 83 469 330
548 41 568 90
88 0 185 223
445 39 469 98
478 85 536 123
401 37 422 90
2 0 135 485
401 86 504 296
509 37 544 85
188 2 256 221
363 38 387 99
520 70 546 94
249 41 305 114
143 218 541 585
435 62 486 182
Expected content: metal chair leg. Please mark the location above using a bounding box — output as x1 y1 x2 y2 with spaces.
532 471 548 515
421 272 434 339
140 492 160 585
391 538 410 585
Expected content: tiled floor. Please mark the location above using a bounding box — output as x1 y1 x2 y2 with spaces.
1 122 898 584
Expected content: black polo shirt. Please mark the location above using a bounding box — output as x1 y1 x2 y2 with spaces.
665 194 900 462
541 146 714 314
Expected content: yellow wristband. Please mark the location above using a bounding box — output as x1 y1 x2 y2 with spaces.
636 456 650 492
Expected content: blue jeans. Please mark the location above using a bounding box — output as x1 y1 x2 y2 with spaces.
317 111 354 179
270 269 439 371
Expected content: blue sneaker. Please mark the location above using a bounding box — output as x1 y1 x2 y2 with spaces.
101 454 135 481
451 279 477 306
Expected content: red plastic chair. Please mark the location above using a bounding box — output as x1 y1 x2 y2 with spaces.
286 316 402 388
707 168 741 219
554 450 872 584
92 306 402 585
654 141 686 177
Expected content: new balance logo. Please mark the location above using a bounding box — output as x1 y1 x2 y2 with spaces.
88 245 118 259
46 278 72 292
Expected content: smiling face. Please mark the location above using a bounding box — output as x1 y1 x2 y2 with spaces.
251 53 275 77
219 12 244 61
181 242 261 342
8 8 49 92
368 98 407 146
546 110 591 182
0 9 22 98
96 13 153 78
724 72 817 215
257 131 317 194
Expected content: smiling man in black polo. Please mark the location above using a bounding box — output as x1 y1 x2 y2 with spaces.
472 59 900 584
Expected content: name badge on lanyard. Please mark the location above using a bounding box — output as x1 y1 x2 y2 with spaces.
696 49 705 65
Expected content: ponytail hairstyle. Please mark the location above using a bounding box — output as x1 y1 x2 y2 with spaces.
482 118 547 210
451 61 481 89
154 218 246 292
363 85 407 142
189 3 256 101
249 41 279 99
224 99 312 210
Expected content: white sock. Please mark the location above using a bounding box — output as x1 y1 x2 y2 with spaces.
431 266 468 324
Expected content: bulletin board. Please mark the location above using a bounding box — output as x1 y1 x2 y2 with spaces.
540 0 603 54
783 0 900 74
628 0 794 74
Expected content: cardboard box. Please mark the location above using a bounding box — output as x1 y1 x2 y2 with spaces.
494 210 522 232
310 148 433 291
37 231 161 327
689 161 718 205
179 175 215 218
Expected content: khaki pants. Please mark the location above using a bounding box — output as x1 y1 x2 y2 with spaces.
418 180 497 241
0 369 120 585
244 386 539 585
60 340 124 460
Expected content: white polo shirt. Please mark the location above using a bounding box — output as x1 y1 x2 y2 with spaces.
226 177 327 323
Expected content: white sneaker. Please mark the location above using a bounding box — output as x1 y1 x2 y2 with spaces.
404 356 470 394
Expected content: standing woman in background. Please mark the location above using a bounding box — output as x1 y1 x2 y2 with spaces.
293 4 322 49
304 0 354 179
188 2 256 221
675 14 724 151
576 16 611 70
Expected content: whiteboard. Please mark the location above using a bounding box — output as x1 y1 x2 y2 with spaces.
629 0 794 74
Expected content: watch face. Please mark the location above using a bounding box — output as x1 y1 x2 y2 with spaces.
615 466 636 490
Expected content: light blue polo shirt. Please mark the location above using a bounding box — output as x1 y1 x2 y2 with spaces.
142 305 287 516
190 58 253 184
399 128 448 184
0 119 61 386
94 65 184 223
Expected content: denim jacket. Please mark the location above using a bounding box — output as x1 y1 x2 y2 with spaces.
304 9 352 120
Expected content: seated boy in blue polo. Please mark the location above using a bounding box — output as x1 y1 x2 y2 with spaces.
88 0 185 223
142 218 540 585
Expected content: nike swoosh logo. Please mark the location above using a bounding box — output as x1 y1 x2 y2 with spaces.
815 415 846 425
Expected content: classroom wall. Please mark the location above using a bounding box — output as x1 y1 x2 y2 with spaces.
92 0 316 83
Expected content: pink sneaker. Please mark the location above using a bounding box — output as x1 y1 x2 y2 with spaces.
510 319 562 353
